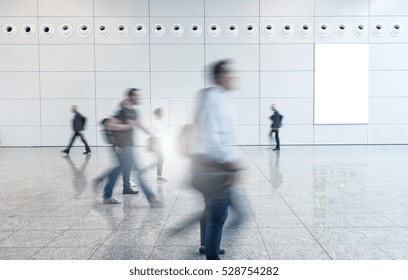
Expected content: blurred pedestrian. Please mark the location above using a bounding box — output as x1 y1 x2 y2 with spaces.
62 105 91 155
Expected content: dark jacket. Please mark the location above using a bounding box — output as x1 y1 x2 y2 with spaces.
270 111 282 129
73 112 86 132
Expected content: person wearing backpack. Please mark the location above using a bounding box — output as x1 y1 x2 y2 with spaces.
101 89 162 207
269 104 283 151
62 105 91 155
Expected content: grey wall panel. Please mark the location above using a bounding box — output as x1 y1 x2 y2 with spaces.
0 73 39 99
150 0 204 17
0 100 41 126
370 71 408 98
314 125 368 145
205 0 259 17
261 44 314 71
315 0 369 16
206 45 259 71
371 0 408 16
38 0 93 16
40 45 94 71
40 72 95 99
151 45 204 72
260 71 314 98
260 0 314 17
96 72 150 99
369 98 408 124
370 44 408 70
0 0 38 16
0 126 41 146
94 0 149 16
151 72 204 99
368 124 408 144
95 45 149 71
0 45 38 71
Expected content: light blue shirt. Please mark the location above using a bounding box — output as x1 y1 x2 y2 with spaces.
192 86 239 164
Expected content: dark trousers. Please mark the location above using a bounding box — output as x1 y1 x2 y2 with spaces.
205 197 230 260
103 146 155 200
269 128 280 148
66 131 91 152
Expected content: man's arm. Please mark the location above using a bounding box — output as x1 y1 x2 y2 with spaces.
131 120 155 137
106 118 132 131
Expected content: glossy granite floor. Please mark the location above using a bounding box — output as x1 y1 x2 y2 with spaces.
1 145 408 260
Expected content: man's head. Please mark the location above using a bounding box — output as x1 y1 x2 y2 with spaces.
271 104 276 112
71 105 77 113
212 60 234 90
127 88 141 105
154 108 164 119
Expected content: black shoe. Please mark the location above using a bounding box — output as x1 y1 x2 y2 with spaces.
62 149 69 154
83 151 91 154
122 187 139 195
199 247 225 255
273 147 280 151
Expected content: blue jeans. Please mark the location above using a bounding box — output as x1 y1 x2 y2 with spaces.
103 146 155 200
205 196 230 260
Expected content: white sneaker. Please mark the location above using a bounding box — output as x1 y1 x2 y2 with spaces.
130 181 138 187
103 197 121 204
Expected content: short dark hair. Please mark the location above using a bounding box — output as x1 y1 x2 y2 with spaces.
212 60 231 84
127 88 139 97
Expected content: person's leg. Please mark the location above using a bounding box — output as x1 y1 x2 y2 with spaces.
64 132 79 152
120 146 139 194
129 147 158 203
102 165 121 200
275 129 280 149
205 198 229 260
200 201 208 248
79 132 91 153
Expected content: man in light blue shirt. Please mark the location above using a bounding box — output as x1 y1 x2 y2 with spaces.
192 60 243 260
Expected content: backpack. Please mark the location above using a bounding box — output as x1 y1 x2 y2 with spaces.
100 118 117 146
279 114 283 127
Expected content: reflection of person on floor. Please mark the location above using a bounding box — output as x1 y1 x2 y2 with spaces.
63 153 91 198
102 88 162 207
270 149 282 189
62 105 91 155
191 60 244 260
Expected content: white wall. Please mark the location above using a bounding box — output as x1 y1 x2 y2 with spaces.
1 0 408 146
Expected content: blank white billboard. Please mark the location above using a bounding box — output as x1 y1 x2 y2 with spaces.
315 44 369 124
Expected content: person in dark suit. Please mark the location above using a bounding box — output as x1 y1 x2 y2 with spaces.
269 104 282 151
62 105 91 155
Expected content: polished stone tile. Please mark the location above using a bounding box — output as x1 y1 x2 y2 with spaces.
218 245 271 260
254 214 304 228
340 213 396 227
0 230 15 241
357 227 408 244
0 247 41 260
31 247 97 260
0 216 35 230
102 229 162 247
309 227 372 245
22 216 80 230
0 230 63 247
322 244 391 260
91 246 153 260
150 246 205 260
266 244 330 260
376 244 408 260
47 229 112 247
70 216 124 230
259 227 317 245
